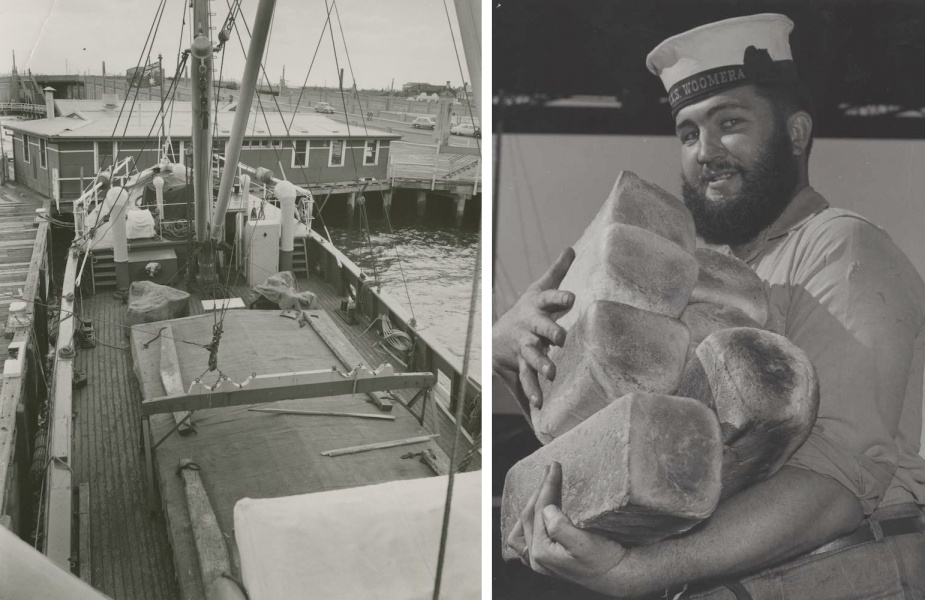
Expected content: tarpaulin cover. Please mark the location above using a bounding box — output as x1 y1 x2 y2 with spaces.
234 472 481 600
252 271 316 310
124 281 190 329
142 170 189 221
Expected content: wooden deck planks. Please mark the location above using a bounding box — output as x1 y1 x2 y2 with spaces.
71 291 179 600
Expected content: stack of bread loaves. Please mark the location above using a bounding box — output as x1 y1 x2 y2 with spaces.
501 172 819 556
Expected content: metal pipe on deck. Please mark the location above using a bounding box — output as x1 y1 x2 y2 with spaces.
109 188 130 290
276 180 296 272
211 0 277 241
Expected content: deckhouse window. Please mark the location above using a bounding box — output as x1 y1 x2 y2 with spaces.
363 140 379 166
329 139 345 167
40 139 47 169
23 135 31 163
292 140 308 167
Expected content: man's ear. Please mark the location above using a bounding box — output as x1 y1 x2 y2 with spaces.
787 111 813 156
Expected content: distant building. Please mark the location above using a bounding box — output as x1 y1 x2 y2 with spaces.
402 82 447 95
5 99 400 212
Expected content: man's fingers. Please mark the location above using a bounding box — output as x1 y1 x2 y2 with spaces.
522 343 557 382
506 520 526 561
534 247 576 291
534 289 575 315
528 313 567 348
540 505 583 553
536 461 563 508
520 470 546 566
530 466 562 575
519 357 543 409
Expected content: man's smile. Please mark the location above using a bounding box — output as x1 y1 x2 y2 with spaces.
701 168 742 197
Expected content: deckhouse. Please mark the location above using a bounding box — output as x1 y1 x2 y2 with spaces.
5 98 400 212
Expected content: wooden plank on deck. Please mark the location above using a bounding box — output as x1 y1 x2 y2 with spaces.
178 458 231 590
305 310 394 411
159 324 195 435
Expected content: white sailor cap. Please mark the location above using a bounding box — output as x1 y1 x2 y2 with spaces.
646 14 798 115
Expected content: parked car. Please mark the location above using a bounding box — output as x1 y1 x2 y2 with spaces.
450 123 480 137
314 102 335 114
411 116 436 129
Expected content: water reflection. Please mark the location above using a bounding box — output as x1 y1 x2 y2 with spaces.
327 220 481 382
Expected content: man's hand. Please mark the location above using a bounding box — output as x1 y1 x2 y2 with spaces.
492 247 576 409
509 463 631 595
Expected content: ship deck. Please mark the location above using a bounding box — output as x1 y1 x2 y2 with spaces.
72 270 458 600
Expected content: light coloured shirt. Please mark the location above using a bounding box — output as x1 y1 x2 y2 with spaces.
721 186 925 513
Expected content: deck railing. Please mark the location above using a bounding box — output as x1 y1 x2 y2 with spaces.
0 102 46 116
387 141 480 189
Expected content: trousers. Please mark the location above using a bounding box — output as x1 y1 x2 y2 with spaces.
686 504 925 600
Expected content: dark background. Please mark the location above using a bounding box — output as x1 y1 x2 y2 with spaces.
492 0 925 138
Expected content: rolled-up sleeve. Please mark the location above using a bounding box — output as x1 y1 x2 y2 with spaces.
782 215 924 513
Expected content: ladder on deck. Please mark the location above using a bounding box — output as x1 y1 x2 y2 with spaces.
88 250 116 293
90 238 312 292
291 237 311 279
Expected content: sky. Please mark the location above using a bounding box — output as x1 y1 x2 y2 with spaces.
0 0 476 91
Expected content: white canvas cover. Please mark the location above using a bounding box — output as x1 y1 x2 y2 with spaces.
126 209 156 239
234 472 481 600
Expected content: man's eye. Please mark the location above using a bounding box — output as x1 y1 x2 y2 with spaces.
722 118 742 127
680 130 698 143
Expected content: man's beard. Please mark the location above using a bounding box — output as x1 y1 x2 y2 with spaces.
681 128 799 246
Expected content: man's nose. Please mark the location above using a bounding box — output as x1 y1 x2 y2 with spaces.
696 131 726 165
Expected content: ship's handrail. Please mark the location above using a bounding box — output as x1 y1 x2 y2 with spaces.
307 230 481 464
0 217 49 534
43 245 78 569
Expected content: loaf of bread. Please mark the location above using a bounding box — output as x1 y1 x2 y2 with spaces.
556 172 697 338
677 327 820 499
502 392 723 557
680 302 763 363
535 300 690 443
690 248 769 327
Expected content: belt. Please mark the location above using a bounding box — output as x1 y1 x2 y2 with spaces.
679 514 925 599
806 513 925 558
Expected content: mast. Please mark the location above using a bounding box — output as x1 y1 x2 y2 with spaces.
211 0 277 240
191 0 216 285
452 0 481 119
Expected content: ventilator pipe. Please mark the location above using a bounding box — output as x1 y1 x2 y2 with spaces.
239 173 253 214
108 187 131 291
153 175 165 221
276 180 297 272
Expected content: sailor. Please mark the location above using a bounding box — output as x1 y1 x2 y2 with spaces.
493 14 925 598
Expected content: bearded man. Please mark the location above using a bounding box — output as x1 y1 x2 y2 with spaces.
492 14 925 599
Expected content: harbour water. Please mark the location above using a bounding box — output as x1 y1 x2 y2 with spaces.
327 219 482 382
